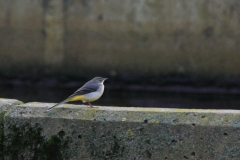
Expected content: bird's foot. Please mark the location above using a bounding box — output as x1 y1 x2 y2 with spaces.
88 106 99 108
88 102 98 108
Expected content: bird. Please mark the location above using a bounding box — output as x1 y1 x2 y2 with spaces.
47 77 108 111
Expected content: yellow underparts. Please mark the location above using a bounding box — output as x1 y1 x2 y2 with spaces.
67 95 85 102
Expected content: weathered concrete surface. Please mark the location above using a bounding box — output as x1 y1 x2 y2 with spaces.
0 99 22 112
0 99 23 160
3 102 240 160
0 0 240 78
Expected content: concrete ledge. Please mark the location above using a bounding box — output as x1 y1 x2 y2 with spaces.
0 98 23 112
2 101 240 159
0 99 23 160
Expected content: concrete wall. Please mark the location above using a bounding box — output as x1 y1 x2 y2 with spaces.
0 0 240 78
1 98 240 159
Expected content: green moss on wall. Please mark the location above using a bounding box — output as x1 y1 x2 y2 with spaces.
4 123 69 160
85 124 126 160
0 112 6 160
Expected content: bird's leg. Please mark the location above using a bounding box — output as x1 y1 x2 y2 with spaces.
88 102 93 108
88 102 98 108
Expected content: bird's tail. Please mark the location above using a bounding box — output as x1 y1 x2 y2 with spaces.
47 100 68 111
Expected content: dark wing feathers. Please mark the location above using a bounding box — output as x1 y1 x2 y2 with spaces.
47 80 101 111
68 82 99 98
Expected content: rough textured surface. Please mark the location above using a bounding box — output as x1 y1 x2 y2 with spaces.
0 0 240 77
3 102 240 160
0 99 23 160
0 99 23 112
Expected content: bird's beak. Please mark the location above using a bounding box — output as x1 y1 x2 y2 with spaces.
103 78 108 81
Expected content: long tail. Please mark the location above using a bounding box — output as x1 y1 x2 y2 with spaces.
47 100 67 111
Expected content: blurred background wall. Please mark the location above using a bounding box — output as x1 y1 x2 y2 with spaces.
0 0 240 80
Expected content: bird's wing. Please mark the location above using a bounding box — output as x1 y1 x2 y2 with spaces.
67 83 99 98
47 82 99 111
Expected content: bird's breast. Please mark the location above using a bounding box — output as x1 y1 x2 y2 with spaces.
83 85 104 102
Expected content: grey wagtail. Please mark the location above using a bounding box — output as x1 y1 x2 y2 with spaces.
47 77 108 111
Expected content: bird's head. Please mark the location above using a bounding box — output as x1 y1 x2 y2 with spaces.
92 77 108 84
